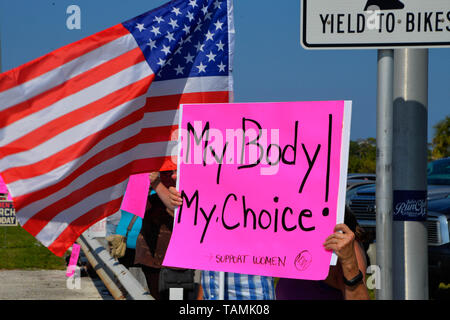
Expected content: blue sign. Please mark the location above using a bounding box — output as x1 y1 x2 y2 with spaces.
393 190 427 221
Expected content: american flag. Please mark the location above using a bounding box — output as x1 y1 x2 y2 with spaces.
0 0 234 256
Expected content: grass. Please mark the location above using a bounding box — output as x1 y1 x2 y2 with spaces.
0 226 67 270
368 288 375 300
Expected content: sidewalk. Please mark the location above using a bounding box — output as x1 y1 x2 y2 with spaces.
0 269 112 300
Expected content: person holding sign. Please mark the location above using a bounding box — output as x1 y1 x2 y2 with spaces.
167 176 276 300
134 171 198 300
275 207 370 300
162 100 362 299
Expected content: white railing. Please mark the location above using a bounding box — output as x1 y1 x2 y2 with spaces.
77 233 154 300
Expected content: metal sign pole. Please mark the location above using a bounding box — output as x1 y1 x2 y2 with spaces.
392 49 429 300
375 49 394 300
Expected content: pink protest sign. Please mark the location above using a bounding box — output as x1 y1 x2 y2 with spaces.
163 101 351 280
0 175 12 200
120 173 150 218
66 243 81 277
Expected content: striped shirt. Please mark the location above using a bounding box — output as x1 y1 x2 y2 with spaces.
201 271 275 300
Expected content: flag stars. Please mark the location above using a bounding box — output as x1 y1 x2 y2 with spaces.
165 31 175 42
135 23 146 32
214 20 224 30
128 2 229 80
150 26 161 36
204 11 213 20
175 46 183 55
147 39 157 50
217 61 226 72
172 7 182 16
205 30 214 41
184 52 195 64
195 41 205 52
161 44 171 55
157 58 166 67
169 18 179 29
206 51 216 62
216 40 225 51
182 24 191 34
186 11 195 22
153 16 164 24
174 65 184 75
196 62 207 73
194 22 203 32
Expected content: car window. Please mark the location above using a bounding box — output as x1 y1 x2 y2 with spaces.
346 182 375 202
427 158 450 186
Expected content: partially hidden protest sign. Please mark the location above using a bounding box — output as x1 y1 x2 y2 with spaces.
66 243 81 277
120 173 150 218
0 175 12 201
163 101 352 280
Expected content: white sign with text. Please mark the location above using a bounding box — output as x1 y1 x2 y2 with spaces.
301 0 450 49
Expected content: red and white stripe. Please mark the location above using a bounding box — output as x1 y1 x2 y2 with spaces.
139 76 231 172
0 24 156 255
0 19 231 255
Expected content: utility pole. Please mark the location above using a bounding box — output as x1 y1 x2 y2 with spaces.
392 49 429 300
375 49 394 300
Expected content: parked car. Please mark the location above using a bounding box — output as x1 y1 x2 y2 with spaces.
426 157 450 297
346 158 450 298
346 173 376 203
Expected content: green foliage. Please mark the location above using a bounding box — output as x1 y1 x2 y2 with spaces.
431 116 450 160
348 138 376 174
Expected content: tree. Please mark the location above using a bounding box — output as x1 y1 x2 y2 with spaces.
431 116 450 160
348 138 376 173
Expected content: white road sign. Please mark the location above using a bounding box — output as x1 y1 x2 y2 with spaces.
301 0 450 49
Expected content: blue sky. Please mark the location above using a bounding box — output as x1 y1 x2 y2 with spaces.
0 0 448 142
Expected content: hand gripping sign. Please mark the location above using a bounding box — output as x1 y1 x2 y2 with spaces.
163 101 351 280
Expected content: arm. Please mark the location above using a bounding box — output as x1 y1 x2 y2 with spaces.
323 224 370 300
149 172 176 213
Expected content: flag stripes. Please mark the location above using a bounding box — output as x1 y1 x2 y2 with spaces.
0 24 131 93
0 23 155 254
0 46 145 129
2 97 149 187
0 62 153 153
